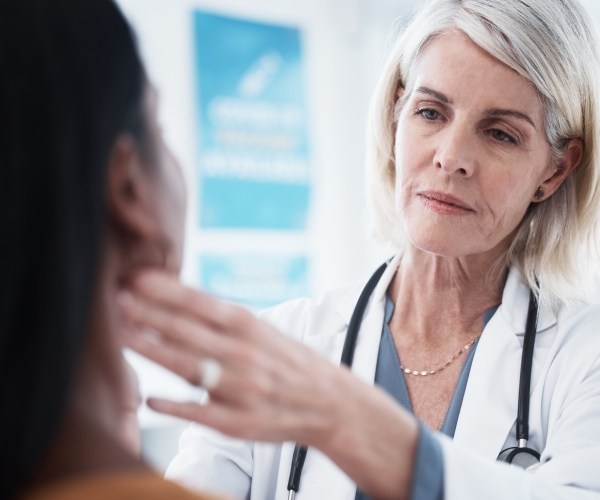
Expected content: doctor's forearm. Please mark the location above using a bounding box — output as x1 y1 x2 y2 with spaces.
314 367 419 500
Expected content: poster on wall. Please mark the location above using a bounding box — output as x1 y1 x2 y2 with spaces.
200 254 309 309
193 11 311 229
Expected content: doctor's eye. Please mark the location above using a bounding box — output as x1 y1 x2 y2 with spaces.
416 108 442 121
490 128 517 145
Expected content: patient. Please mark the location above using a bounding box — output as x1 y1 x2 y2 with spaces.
0 1 223 499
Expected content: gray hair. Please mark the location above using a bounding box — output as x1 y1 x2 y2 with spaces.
366 0 600 307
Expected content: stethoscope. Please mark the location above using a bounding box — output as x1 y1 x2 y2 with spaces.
287 260 541 499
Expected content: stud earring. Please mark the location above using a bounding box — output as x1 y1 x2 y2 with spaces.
534 187 545 201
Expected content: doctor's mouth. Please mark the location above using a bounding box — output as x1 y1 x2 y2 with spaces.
417 191 475 215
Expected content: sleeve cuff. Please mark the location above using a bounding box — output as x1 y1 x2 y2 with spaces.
411 422 444 500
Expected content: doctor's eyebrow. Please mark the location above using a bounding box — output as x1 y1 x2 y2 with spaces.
415 86 453 104
485 108 536 129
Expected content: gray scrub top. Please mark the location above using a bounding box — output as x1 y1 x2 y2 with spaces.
355 296 499 500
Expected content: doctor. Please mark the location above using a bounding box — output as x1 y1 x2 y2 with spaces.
121 0 600 498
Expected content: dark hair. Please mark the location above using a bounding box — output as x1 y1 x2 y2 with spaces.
0 0 148 496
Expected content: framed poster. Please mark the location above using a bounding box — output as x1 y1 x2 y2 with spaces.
193 12 311 229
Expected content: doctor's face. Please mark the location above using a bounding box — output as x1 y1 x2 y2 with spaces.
394 33 552 258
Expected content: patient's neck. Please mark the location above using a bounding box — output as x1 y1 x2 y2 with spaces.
32 255 146 485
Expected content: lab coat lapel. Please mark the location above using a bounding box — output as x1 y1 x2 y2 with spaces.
273 256 401 500
453 268 557 458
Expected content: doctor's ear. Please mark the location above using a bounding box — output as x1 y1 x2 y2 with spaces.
106 134 168 271
535 138 584 202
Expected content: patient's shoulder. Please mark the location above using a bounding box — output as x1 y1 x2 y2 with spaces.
19 471 228 500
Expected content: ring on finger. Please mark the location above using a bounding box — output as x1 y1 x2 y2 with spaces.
194 358 222 389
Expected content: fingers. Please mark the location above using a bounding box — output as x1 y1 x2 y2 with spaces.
146 399 252 439
124 324 271 404
130 271 256 334
119 272 343 445
146 398 299 442
120 290 244 361
120 290 277 394
124 329 203 386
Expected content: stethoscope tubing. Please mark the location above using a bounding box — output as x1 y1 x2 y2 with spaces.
517 290 539 443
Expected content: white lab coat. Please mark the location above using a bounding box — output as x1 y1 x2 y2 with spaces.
166 254 600 499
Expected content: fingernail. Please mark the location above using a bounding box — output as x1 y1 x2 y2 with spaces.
117 290 134 309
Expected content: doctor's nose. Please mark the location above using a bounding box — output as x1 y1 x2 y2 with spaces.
433 125 477 177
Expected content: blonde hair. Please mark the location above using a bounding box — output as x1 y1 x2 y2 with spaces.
367 0 600 307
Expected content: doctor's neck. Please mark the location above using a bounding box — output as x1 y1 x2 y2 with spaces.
388 242 508 339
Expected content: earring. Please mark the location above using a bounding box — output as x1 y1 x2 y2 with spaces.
534 187 545 201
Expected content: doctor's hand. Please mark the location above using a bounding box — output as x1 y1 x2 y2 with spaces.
119 270 418 500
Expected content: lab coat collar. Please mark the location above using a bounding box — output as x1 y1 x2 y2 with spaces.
500 266 557 333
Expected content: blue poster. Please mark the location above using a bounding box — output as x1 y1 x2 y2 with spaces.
200 254 309 309
193 12 311 229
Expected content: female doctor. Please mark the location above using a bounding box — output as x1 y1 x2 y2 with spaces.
121 0 600 498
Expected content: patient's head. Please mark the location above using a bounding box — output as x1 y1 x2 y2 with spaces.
0 0 185 496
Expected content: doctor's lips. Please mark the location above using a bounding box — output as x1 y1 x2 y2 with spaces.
417 190 475 215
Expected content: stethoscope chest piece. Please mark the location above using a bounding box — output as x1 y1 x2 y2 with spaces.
497 446 540 468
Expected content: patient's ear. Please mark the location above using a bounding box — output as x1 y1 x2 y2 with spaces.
106 135 166 270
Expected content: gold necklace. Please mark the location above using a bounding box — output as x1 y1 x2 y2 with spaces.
400 337 480 376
